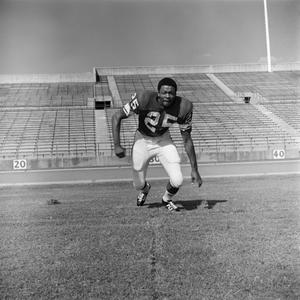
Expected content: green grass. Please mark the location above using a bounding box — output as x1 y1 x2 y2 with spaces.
1 175 299 299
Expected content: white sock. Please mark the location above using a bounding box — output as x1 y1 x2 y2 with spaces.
162 191 173 202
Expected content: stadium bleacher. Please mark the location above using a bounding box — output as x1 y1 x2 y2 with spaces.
0 81 96 159
263 103 300 131
114 73 233 105
0 82 94 107
0 108 96 159
215 71 300 102
105 71 300 154
0 66 299 166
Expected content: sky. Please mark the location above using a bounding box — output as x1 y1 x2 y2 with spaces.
0 0 299 74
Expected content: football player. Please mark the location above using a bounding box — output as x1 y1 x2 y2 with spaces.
111 77 202 211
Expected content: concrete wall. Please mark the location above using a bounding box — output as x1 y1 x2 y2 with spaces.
1 148 299 171
95 62 300 76
0 62 299 84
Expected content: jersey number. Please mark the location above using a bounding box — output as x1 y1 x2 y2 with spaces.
144 112 177 133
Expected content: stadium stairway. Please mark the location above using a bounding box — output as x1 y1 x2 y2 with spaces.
95 109 113 156
107 76 123 107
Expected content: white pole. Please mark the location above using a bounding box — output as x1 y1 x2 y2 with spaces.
264 0 272 72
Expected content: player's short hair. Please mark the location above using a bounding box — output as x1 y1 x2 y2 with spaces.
157 77 177 92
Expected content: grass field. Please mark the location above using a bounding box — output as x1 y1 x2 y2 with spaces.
1 175 299 299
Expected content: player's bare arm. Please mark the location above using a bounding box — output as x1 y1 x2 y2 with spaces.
111 109 128 158
181 130 202 187
112 92 141 158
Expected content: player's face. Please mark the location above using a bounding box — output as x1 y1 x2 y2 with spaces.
158 85 176 107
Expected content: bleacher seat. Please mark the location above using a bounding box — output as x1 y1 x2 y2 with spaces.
0 82 94 107
215 71 300 102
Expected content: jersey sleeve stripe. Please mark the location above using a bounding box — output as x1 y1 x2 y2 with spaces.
123 103 131 116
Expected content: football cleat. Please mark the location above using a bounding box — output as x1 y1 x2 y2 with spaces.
137 182 151 206
203 200 210 209
161 199 179 211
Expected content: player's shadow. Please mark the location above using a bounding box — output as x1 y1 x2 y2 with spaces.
146 199 227 211
177 199 227 210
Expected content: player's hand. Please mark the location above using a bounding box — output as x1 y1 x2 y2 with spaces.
114 145 126 158
191 169 202 187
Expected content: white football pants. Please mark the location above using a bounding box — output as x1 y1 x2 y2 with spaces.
131 130 183 190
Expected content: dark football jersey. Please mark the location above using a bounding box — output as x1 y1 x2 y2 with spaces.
122 90 193 137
